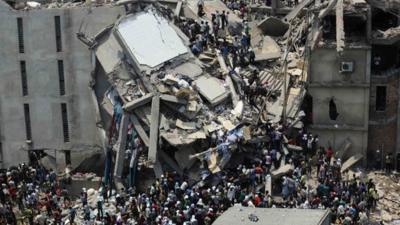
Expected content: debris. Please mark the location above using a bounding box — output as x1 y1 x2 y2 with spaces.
254 36 281 62
187 131 207 139
194 76 230 105
176 119 197 130
257 17 289 36
341 154 363 173
123 93 154 111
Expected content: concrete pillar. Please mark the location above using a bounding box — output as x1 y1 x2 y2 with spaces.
114 113 129 178
148 95 160 164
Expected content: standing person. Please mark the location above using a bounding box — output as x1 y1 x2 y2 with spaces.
84 204 91 222
326 146 334 165
69 207 76 225
97 194 104 219
220 11 226 30
385 153 392 173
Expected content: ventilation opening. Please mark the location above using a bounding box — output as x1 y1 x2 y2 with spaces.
17 17 24 53
61 103 70 142
20 61 28 96
55 16 62 52
58 60 65 95
24 103 32 140
376 86 387 111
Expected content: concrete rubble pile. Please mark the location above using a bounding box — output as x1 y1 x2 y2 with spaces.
367 172 400 223
61 0 393 199
75 0 368 189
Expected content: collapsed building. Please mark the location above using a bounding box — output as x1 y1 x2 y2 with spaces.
76 0 309 188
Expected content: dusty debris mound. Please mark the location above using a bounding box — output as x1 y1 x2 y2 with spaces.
368 172 400 223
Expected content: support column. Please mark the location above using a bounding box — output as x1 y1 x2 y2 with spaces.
148 95 160 164
114 113 129 178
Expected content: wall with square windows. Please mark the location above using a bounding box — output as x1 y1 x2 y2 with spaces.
0 4 124 168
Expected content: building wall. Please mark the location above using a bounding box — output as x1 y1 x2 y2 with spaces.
0 4 124 168
368 70 400 165
309 47 370 163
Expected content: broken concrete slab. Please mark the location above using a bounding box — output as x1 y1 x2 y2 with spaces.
257 17 289 37
217 117 235 131
188 101 198 112
123 93 154 111
187 131 207 139
161 132 197 146
95 32 123 74
207 150 221 174
176 119 197 130
341 154 363 173
148 95 160 164
204 123 223 133
243 126 252 141
172 62 203 79
195 76 230 106
160 94 188 104
271 164 294 179
254 36 281 62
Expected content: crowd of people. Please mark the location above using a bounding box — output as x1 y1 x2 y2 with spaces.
0 116 381 225
0 130 380 225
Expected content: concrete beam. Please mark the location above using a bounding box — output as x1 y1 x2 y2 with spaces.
336 0 345 54
114 113 129 178
130 114 150 147
318 0 338 20
123 93 154 111
341 154 363 173
216 52 239 106
160 94 187 104
283 0 314 23
175 0 183 17
148 95 160 164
